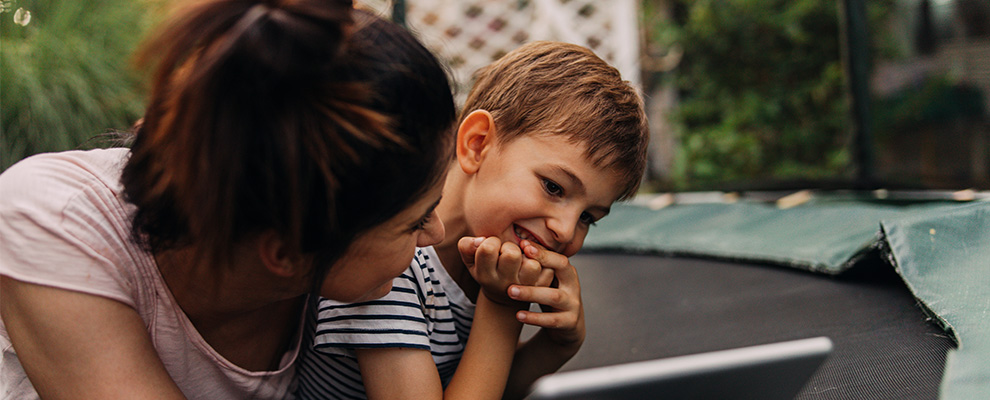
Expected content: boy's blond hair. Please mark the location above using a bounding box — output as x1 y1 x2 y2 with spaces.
460 41 649 199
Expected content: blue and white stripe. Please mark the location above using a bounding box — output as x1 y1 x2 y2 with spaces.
296 246 475 399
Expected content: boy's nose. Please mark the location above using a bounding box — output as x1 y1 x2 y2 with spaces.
417 210 445 247
546 211 578 248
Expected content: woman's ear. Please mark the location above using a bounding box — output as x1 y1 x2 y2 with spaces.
456 110 496 175
256 231 304 279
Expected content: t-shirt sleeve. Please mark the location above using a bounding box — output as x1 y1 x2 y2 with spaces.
311 266 431 356
0 152 139 307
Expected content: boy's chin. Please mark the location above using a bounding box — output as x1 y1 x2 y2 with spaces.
330 281 394 303
366 281 395 300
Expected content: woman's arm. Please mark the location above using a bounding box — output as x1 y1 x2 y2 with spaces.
356 292 523 400
1 276 186 399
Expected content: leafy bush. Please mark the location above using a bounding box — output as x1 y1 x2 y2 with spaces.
646 0 893 189
1 0 156 170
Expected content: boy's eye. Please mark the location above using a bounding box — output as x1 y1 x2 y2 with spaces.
579 211 597 226
542 178 563 196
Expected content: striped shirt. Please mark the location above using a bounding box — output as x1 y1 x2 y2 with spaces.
296 246 475 399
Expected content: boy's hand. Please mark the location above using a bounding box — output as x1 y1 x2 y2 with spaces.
507 241 585 349
458 236 554 307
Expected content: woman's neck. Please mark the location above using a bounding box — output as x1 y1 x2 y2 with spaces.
155 246 306 371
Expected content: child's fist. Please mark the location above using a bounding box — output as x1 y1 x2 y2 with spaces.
458 236 549 307
507 241 585 349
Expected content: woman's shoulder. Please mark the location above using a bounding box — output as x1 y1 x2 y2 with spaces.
1 148 133 241
0 148 152 307
1 148 128 206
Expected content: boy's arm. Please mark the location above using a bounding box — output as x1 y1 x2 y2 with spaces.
355 240 532 400
357 293 523 400
505 327 583 400
502 244 586 400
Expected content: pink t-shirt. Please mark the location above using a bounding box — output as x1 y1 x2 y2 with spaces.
0 148 301 399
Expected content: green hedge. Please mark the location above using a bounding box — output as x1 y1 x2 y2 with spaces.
644 0 894 189
1 0 156 171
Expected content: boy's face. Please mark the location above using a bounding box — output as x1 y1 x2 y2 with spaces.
462 134 624 257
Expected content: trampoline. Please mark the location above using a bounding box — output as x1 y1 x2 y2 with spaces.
547 197 989 399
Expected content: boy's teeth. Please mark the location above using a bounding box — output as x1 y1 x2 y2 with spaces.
514 226 532 240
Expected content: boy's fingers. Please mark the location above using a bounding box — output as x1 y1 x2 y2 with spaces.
516 308 578 331
540 257 578 290
497 241 523 276
472 237 503 281
519 240 579 287
517 258 543 286
508 285 569 310
535 268 555 287
521 240 572 272
457 236 485 266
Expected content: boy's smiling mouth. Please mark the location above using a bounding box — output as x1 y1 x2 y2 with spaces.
513 224 551 250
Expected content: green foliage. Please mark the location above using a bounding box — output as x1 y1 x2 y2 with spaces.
648 0 893 189
873 75 986 136
1 0 155 170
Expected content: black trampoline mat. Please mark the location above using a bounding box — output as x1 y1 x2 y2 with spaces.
557 252 956 399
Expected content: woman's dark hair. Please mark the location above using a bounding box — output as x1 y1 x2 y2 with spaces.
122 0 456 287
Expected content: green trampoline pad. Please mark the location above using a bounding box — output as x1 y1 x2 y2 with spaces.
583 199 990 399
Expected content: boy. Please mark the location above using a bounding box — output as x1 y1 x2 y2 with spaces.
297 41 648 400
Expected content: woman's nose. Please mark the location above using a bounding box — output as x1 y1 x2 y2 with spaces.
417 210 445 247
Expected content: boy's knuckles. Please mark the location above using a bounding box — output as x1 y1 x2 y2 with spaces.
498 251 523 269
499 242 522 257
518 260 541 280
545 253 568 267
517 273 536 286
478 246 499 260
536 269 555 287
479 237 502 253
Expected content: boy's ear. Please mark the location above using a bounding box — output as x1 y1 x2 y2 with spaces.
257 231 304 279
456 109 496 175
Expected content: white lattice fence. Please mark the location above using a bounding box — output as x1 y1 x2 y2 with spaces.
360 0 640 103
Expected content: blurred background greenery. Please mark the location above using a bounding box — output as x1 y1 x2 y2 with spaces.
2 0 987 189
1 0 161 170
640 0 988 191
642 0 895 189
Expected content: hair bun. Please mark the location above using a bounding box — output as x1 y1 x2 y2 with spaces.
220 0 353 82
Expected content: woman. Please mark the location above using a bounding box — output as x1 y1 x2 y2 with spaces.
0 0 455 398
